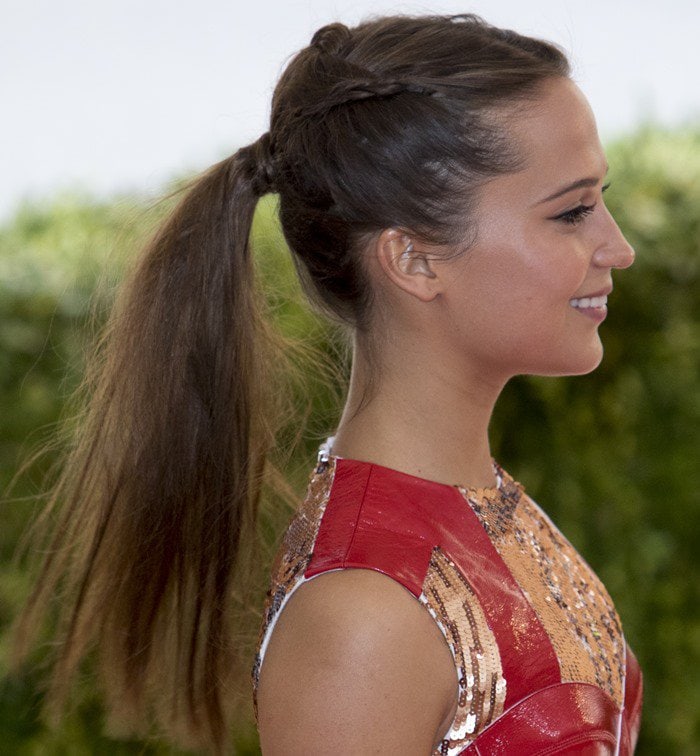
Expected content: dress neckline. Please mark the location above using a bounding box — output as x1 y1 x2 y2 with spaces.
317 435 520 499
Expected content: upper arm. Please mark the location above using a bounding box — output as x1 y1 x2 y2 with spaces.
256 568 458 756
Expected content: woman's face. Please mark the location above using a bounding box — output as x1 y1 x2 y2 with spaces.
436 76 635 380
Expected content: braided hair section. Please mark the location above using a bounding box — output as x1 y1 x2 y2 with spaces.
291 78 441 120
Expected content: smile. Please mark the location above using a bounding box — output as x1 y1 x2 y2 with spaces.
569 295 608 309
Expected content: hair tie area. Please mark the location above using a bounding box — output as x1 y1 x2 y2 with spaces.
241 132 277 196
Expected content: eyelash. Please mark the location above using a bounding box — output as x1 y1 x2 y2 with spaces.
554 182 611 226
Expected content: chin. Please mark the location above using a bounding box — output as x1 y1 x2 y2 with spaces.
521 341 605 378
565 356 604 376
551 347 605 377
576 339 605 374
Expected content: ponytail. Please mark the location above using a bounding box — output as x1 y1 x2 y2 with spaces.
13 136 280 751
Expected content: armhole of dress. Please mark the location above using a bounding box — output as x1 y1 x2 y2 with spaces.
257 553 504 756
257 559 469 747
416 591 465 754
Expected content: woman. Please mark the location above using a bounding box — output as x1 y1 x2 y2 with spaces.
15 13 642 755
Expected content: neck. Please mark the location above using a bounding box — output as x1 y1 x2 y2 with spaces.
331 334 507 490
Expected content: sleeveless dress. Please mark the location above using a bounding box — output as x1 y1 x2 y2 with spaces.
252 439 643 754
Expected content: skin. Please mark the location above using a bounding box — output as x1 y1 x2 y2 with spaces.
256 76 635 754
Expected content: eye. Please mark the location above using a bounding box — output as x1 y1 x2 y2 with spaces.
552 182 611 226
554 203 596 225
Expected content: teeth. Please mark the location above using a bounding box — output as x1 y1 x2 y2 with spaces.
570 295 607 309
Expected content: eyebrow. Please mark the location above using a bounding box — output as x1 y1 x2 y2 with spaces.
537 165 610 205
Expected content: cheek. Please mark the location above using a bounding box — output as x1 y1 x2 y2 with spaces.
514 230 589 292
450 247 584 351
529 261 583 302
472 244 583 312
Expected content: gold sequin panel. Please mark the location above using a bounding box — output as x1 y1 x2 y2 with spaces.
251 458 337 713
459 478 625 707
420 546 506 756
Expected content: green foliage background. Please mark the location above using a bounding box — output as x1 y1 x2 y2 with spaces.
1 125 698 753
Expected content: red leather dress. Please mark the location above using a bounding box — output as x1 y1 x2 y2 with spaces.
253 444 643 754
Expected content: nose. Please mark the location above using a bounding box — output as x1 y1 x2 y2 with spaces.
592 208 635 270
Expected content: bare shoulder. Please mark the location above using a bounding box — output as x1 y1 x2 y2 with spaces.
257 568 457 756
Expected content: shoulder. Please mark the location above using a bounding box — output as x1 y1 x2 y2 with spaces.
256 568 457 755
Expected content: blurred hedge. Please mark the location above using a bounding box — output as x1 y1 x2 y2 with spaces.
1 125 698 754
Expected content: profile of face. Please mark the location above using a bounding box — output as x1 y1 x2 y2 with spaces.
379 76 635 382
447 76 635 377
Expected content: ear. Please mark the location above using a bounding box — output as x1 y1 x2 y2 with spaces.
374 228 440 303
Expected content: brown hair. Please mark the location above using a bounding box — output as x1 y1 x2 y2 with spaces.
13 13 569 753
